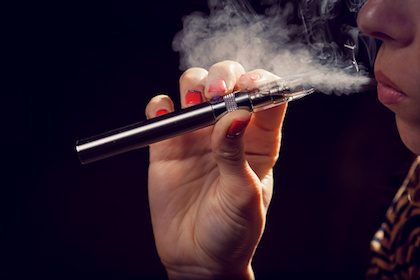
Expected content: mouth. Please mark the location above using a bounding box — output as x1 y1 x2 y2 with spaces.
375 71 407 105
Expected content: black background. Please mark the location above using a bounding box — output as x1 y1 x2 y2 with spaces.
2 1 415 279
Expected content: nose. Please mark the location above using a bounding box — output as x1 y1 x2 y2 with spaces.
357 0 414 47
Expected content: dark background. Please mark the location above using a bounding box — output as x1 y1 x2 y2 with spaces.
2 1 415 279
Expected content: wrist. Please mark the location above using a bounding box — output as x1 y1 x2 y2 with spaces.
166 263 255 280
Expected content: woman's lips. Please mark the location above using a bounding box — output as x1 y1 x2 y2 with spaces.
375 71 407 105
377 82 407 105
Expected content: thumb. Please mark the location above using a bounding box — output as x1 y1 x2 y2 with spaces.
211 110 259 195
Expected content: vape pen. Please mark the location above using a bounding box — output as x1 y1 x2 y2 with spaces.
75 77 314 164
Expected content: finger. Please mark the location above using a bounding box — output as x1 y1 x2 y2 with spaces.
179 67 208 108
237 70 287 180
238 69 288 132
211 110 259 196
145 94 175 119
204 60 246 100
146 94 189 161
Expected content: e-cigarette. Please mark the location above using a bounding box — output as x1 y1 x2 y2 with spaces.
75 77 314 164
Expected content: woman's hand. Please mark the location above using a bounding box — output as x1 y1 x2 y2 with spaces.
146 61 287 279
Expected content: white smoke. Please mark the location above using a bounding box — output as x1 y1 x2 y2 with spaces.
172 0 375 94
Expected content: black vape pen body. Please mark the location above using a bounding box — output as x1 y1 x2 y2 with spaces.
75 92 252 164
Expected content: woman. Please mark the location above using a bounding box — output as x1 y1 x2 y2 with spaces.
145 0 420 278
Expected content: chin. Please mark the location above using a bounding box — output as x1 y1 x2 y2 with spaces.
396 116 420 156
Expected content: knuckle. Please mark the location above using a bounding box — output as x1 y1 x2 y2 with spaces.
180 67 207 84
210 60 244 73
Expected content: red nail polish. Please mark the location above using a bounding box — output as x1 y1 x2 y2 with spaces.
209 79 227 94
226 118 250 138
240 73 260 81
186 90 203 105
155 109 169 117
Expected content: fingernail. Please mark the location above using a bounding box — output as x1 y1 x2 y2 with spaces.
209 79 227 94
155 109 169 117
226 117 250 138
240 73 261 81
186 90 203 105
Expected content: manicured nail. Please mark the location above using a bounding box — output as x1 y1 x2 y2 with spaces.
240 73 261 81
209 79 227 94
186 90 203 105
155 109 169 117
226 118 250 138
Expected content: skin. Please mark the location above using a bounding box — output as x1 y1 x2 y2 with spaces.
146 63 287 279
357 0 420 155
146 0 420 279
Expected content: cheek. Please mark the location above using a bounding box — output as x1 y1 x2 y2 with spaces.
407 32 420 88
408 43 420 93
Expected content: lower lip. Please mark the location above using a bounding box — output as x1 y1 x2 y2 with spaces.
377 82 407 105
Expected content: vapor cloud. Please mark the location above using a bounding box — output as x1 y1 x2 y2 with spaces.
172 0 374 94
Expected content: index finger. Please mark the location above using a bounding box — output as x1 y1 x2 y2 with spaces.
179 67 208 108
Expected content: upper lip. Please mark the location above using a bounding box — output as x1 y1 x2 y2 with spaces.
374 71 404 93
